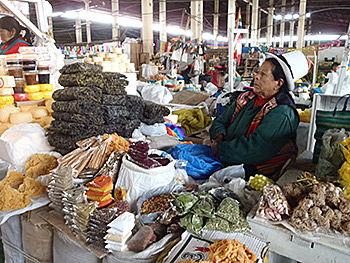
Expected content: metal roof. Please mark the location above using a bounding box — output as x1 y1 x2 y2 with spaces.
46 0 350 45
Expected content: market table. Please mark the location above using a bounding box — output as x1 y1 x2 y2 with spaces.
247 151 350 263
247 208 350 263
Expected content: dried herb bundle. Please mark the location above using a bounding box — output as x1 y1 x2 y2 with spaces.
102 105 130 121
103 120 140 137
144 101 170 118
52 100 102 115
53 86 102 103
47 133 84 151
52 112 104 125
58 72 104 87
49 121 103 136
101 94 127 106
59 62 103 74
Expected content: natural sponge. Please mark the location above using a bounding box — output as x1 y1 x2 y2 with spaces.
25 153 58 179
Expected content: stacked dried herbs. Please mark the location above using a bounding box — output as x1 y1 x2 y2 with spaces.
49 63 107 154
101 95 170 138
50 62 170 154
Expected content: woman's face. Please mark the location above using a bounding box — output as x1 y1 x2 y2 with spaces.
0 28 15 43
254 61 283 98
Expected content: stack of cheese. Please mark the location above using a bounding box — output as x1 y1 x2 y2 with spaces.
25 84 43 101
0 100 53 136
24 84 54 101
84 51 135 73
0 76 15 108
40 84 54 99
105 212 135 252
86 174 114 208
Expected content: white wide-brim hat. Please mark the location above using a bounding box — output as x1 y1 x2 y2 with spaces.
265 50 309 91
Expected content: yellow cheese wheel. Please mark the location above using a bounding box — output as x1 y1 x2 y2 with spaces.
0 88 14 96
20 105 38 112
39 84 54 92
9 112 33 124
42 91 53 99
29 106 48 118
0 102 14 108
0 105 20 122
28 92 43 101
0 95 14 104
24 85 40 93
0 76 15 88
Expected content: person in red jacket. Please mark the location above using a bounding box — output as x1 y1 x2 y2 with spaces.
0 16 31 55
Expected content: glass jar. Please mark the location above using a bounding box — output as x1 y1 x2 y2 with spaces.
14 78 25 87
24 71 39 85
38 70 50 84
7 65 24 78
14 87 25 93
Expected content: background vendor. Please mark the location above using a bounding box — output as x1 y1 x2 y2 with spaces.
0 16 31 55
212 63 228 89
210 50 309 180
322 62 340 94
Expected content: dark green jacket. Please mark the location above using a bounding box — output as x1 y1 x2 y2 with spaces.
209 95 299 166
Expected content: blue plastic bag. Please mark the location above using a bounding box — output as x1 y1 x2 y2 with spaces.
168 144 224 180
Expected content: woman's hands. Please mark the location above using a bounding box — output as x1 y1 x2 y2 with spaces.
211 134 223 158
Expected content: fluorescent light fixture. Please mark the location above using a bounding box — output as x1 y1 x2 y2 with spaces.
305 34 345 41
83 11 113 24
258 37 267 43
293 14 299 19
61 11 78 19
51 12 63 17
285 14 293 20
203 33 214 40
117 17 142 28
166 26 184 35
274 14 282 20
306 13 311 18
185 30 192 37
152 24 161 32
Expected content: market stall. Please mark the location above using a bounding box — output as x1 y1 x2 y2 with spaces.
1 2 350 263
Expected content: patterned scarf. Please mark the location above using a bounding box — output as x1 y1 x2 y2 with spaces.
230 91 278 136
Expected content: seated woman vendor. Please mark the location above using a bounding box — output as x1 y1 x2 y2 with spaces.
210 50 309 180
0 16 31 55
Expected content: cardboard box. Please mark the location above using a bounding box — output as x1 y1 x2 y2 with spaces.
129 43 142 70
170 89 210 106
